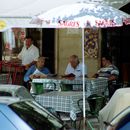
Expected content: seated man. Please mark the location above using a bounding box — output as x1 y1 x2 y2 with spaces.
64 54 87 78
93 55 119 98
24 56 50 89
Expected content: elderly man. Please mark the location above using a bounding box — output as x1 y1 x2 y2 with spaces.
24 57 50 90
65 54 87 78
18 36 39 70
24 56 50 82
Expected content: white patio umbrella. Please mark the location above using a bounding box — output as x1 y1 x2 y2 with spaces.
31 2 130 129
31 2 130 28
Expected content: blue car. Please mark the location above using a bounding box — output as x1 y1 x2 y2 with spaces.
0 97 64 130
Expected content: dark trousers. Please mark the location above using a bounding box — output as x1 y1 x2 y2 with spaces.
23 70 31 91
108 81 123 99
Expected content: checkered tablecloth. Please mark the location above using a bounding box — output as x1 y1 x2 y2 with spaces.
32 78 108 96
33 78 108 120
32 78 61 91
0 73 12 84
87 78 108 95
35 91 89 120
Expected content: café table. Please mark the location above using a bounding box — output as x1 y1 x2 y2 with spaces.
0 60 24 85
33 77 108 124
35 91 89 121
31 77 108 96
0 73 12 84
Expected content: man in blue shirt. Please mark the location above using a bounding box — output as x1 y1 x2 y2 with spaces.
24 56 50 87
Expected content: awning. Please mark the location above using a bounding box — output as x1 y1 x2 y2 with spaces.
0 0 130 31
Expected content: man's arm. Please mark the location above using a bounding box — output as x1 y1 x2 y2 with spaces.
24 66 35 82
92 73 99 78
108 75 118 81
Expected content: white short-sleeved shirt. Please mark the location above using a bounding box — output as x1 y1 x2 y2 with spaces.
65 62 87 77
18 44 39 65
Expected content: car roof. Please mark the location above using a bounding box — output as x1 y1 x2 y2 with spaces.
0 84 24 92
0 84 34 100
0 97 32 105
0 97 21 105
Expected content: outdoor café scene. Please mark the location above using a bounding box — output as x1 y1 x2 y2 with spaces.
0 26 130 130
0 1 130 130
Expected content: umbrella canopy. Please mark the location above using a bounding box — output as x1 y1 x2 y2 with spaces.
31 2 130 28
0 0 130 17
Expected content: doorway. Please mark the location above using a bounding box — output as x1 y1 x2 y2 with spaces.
26 28 55 74
101 25 130 83
42 28 55 74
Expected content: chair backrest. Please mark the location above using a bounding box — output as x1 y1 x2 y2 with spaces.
77 94 106 116
87 94 106 115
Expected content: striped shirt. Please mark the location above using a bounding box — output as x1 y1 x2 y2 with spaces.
97 64 119 79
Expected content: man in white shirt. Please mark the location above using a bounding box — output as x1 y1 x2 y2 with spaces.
18 36 39 70
65 55 87 78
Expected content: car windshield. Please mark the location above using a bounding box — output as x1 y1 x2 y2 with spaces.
9 100 63 130
0 91 12 96
16 87 34 100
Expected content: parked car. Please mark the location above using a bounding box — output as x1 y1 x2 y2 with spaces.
0 97 64 130
0 84 33 100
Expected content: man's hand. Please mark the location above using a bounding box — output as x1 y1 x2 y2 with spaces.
40 74 47 78
92 73 99 78
24 64 30 70
29 74 40 80
24 61 37 70
29 74 35 80
108 75 117 81
29 74 47 80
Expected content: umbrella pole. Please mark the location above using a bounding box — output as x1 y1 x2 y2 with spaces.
82 28 86 130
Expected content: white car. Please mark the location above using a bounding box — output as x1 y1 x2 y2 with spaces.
0 84 33 100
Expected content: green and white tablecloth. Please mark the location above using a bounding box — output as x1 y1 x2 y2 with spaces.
35 91 89 120
32 78 108 96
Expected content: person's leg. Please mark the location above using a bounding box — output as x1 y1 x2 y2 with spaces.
108 82 123 99
108 83 116 99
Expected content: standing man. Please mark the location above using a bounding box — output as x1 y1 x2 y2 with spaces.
17 36 39 70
